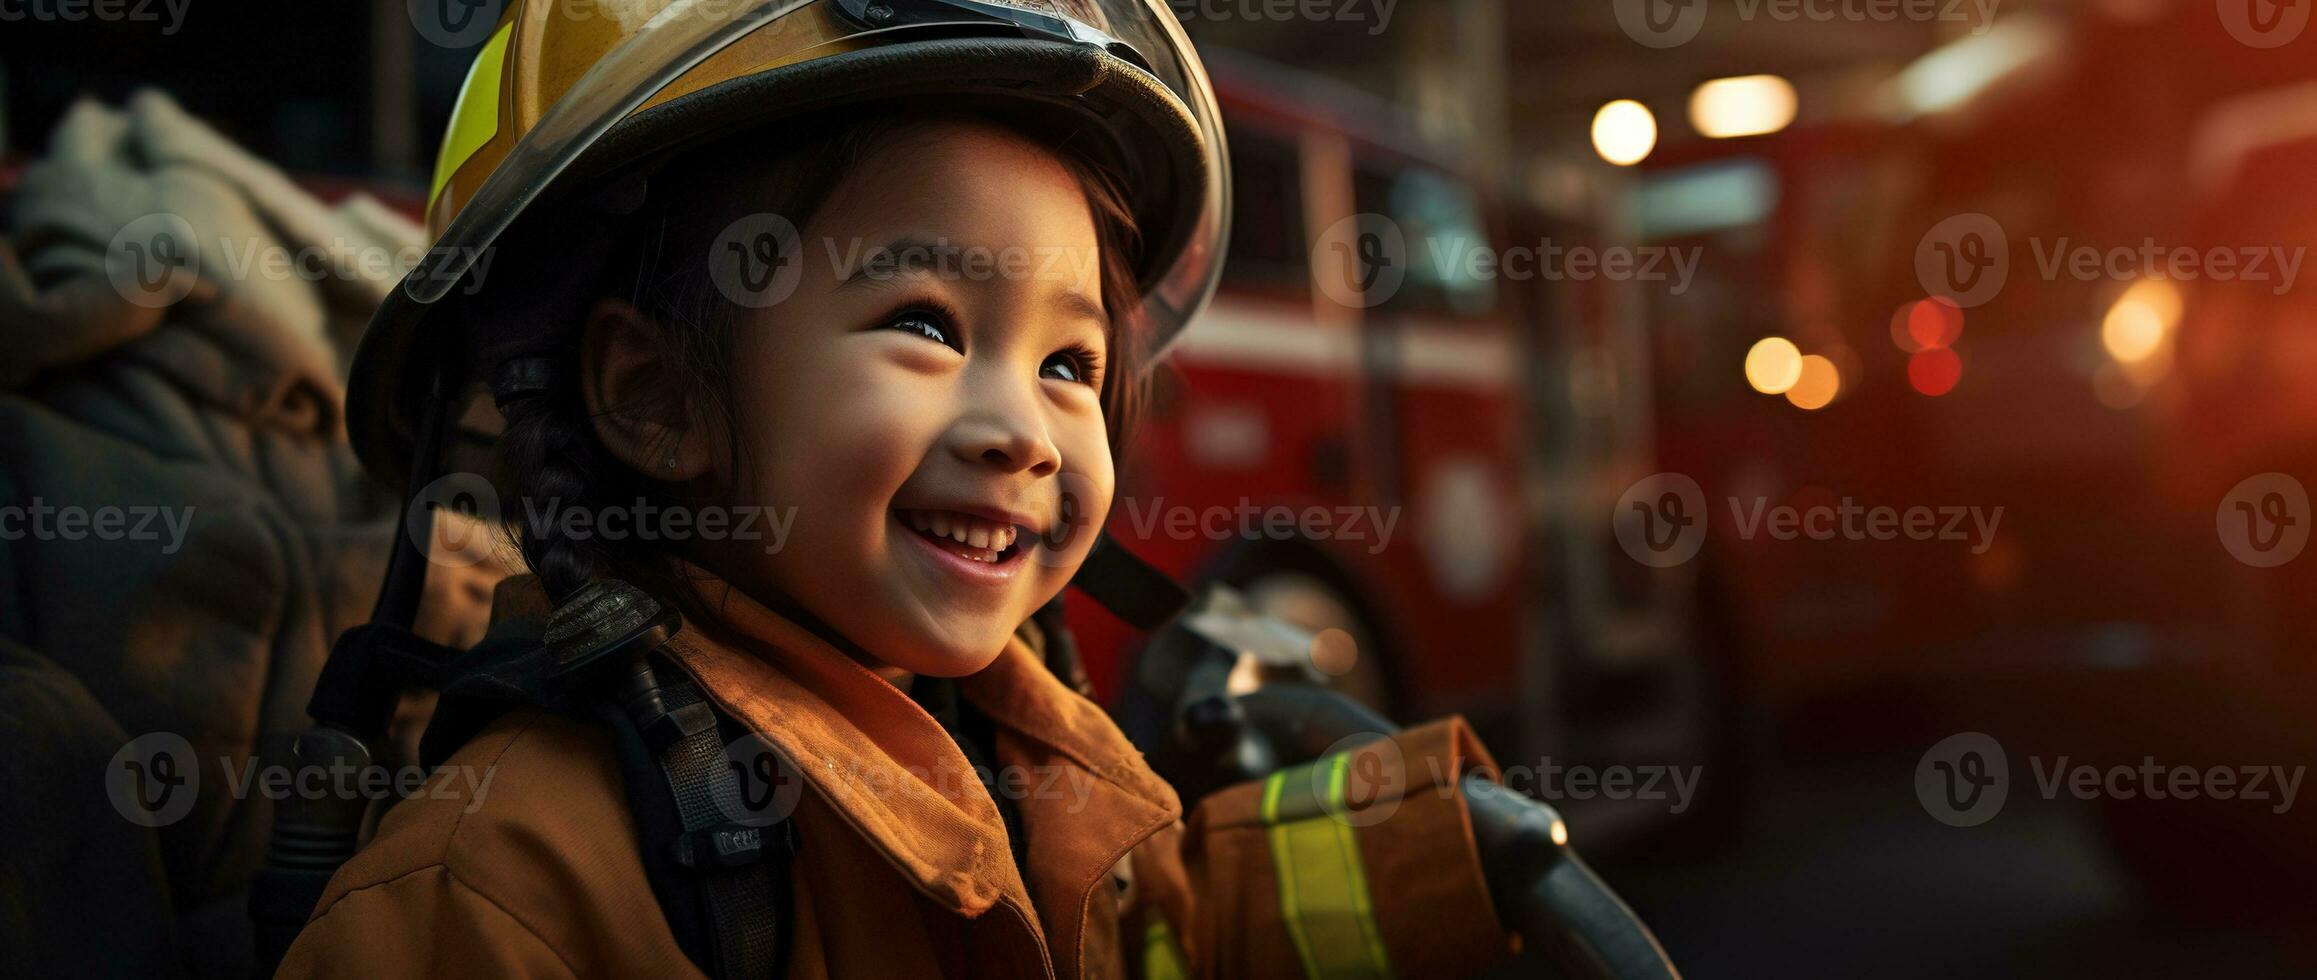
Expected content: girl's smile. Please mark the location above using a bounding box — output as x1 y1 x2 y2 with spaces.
893 508 1032 582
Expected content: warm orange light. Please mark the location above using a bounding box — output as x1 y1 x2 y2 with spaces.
1745 336 1805 393
1907 297 1964 350
1888 304 1924 353
1689 75 1799 139
1785 355 1841 410
1592 100 1659 166
2102 280 2181 365
1908 347 1963 396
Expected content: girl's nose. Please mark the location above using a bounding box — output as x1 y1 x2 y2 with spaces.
947 382 1061 477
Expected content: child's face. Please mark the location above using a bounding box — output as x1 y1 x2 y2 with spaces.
710 121 1115 678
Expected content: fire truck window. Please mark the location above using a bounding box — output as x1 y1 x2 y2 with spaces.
1221 129 1310 293
1353 162 1498 319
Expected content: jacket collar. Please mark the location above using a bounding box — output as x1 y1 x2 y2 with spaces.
659 570 1181 941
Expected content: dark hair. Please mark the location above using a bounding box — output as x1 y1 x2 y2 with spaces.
498 108 1150 605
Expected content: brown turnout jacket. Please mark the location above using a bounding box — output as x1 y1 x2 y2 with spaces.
279 577 1514 978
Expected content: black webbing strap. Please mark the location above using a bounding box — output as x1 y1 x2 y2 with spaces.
1072 534 1192 632
652 675 793 980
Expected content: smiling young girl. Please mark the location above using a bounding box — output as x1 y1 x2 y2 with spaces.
274 2 1534 977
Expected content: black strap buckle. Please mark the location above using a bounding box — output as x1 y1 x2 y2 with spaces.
306 624 458 734
641 700 718 754
672 822 788 871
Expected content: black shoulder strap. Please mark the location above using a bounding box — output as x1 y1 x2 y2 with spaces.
1071 534 1191 632
645 672 795 980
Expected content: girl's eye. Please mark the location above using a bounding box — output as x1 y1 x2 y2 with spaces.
885 308 961 352
1043 345 1102 387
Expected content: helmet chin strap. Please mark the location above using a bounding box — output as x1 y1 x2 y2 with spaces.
250 361 467 975
372 367 456 633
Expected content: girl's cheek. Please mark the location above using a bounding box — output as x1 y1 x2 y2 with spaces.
781 357 940 503
1054 417 1116 539
728 339 923 528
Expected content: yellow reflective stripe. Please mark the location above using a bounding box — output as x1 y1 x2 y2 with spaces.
429 21 513 211
1142 917 1190 980
1261 755 1396 980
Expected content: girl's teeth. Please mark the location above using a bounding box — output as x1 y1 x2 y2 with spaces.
899 509 1021 557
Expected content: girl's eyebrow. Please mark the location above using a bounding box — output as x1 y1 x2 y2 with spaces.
1052 289 1105 327
840 234 1107 327
838 235 946 289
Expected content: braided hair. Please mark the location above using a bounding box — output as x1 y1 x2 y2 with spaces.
483 107 1151 609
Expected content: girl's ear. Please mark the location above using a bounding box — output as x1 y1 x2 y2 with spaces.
580 297 712 482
